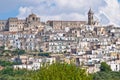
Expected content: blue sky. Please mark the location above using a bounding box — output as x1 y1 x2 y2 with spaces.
0 0 120 26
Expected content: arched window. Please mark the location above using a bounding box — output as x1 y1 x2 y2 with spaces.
33 17 35 21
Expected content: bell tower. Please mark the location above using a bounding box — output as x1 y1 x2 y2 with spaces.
88 8 94 25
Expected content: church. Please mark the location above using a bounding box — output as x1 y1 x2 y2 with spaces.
0 9 97 32
0 13 44 32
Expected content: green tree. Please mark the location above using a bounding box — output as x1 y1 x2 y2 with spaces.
0 67 29 80
100 62 111 72
29 63 92 80
0 60 13 67
93 71 120 80
0 46 5 50
12 49 25 55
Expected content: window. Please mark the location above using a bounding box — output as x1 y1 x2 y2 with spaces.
63 34 65 36
33 17 35 21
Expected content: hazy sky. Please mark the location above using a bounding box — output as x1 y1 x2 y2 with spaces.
0 0 120 26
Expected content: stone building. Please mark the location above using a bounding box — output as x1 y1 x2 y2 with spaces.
47 20 87 30
88 8 94 25
0 13 44 32
0 20 8 31
47 8 97 30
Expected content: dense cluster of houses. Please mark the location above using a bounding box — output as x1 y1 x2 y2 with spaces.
11 25 120 72
0 9 120 73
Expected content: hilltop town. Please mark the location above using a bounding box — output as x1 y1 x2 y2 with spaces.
0 9 120 73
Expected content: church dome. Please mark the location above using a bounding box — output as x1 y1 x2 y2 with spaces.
29 13 37 18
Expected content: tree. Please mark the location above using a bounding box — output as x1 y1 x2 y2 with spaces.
100 62 111 72
38 52 50 57
29 63 92 80
12 49 25 55
93 71 120 80
0 46 5 50
0 60 13 67
0 67 29 80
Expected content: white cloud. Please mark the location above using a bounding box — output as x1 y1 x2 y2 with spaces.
17 7 33 19
99 0 120 26
41 13 87 21
17 0 120 26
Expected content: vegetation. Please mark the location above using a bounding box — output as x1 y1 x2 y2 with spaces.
0 67 29 80
0 49 25 58
93 71 120 80
0 46 5 50
0 60 120 80
0 62 93 80
0 60 28 80
100 62 111 72
2 50 12 56
0 60 13 67
29 63 92 80
12 49 25 55
93 62 120 80
38 52 50 57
